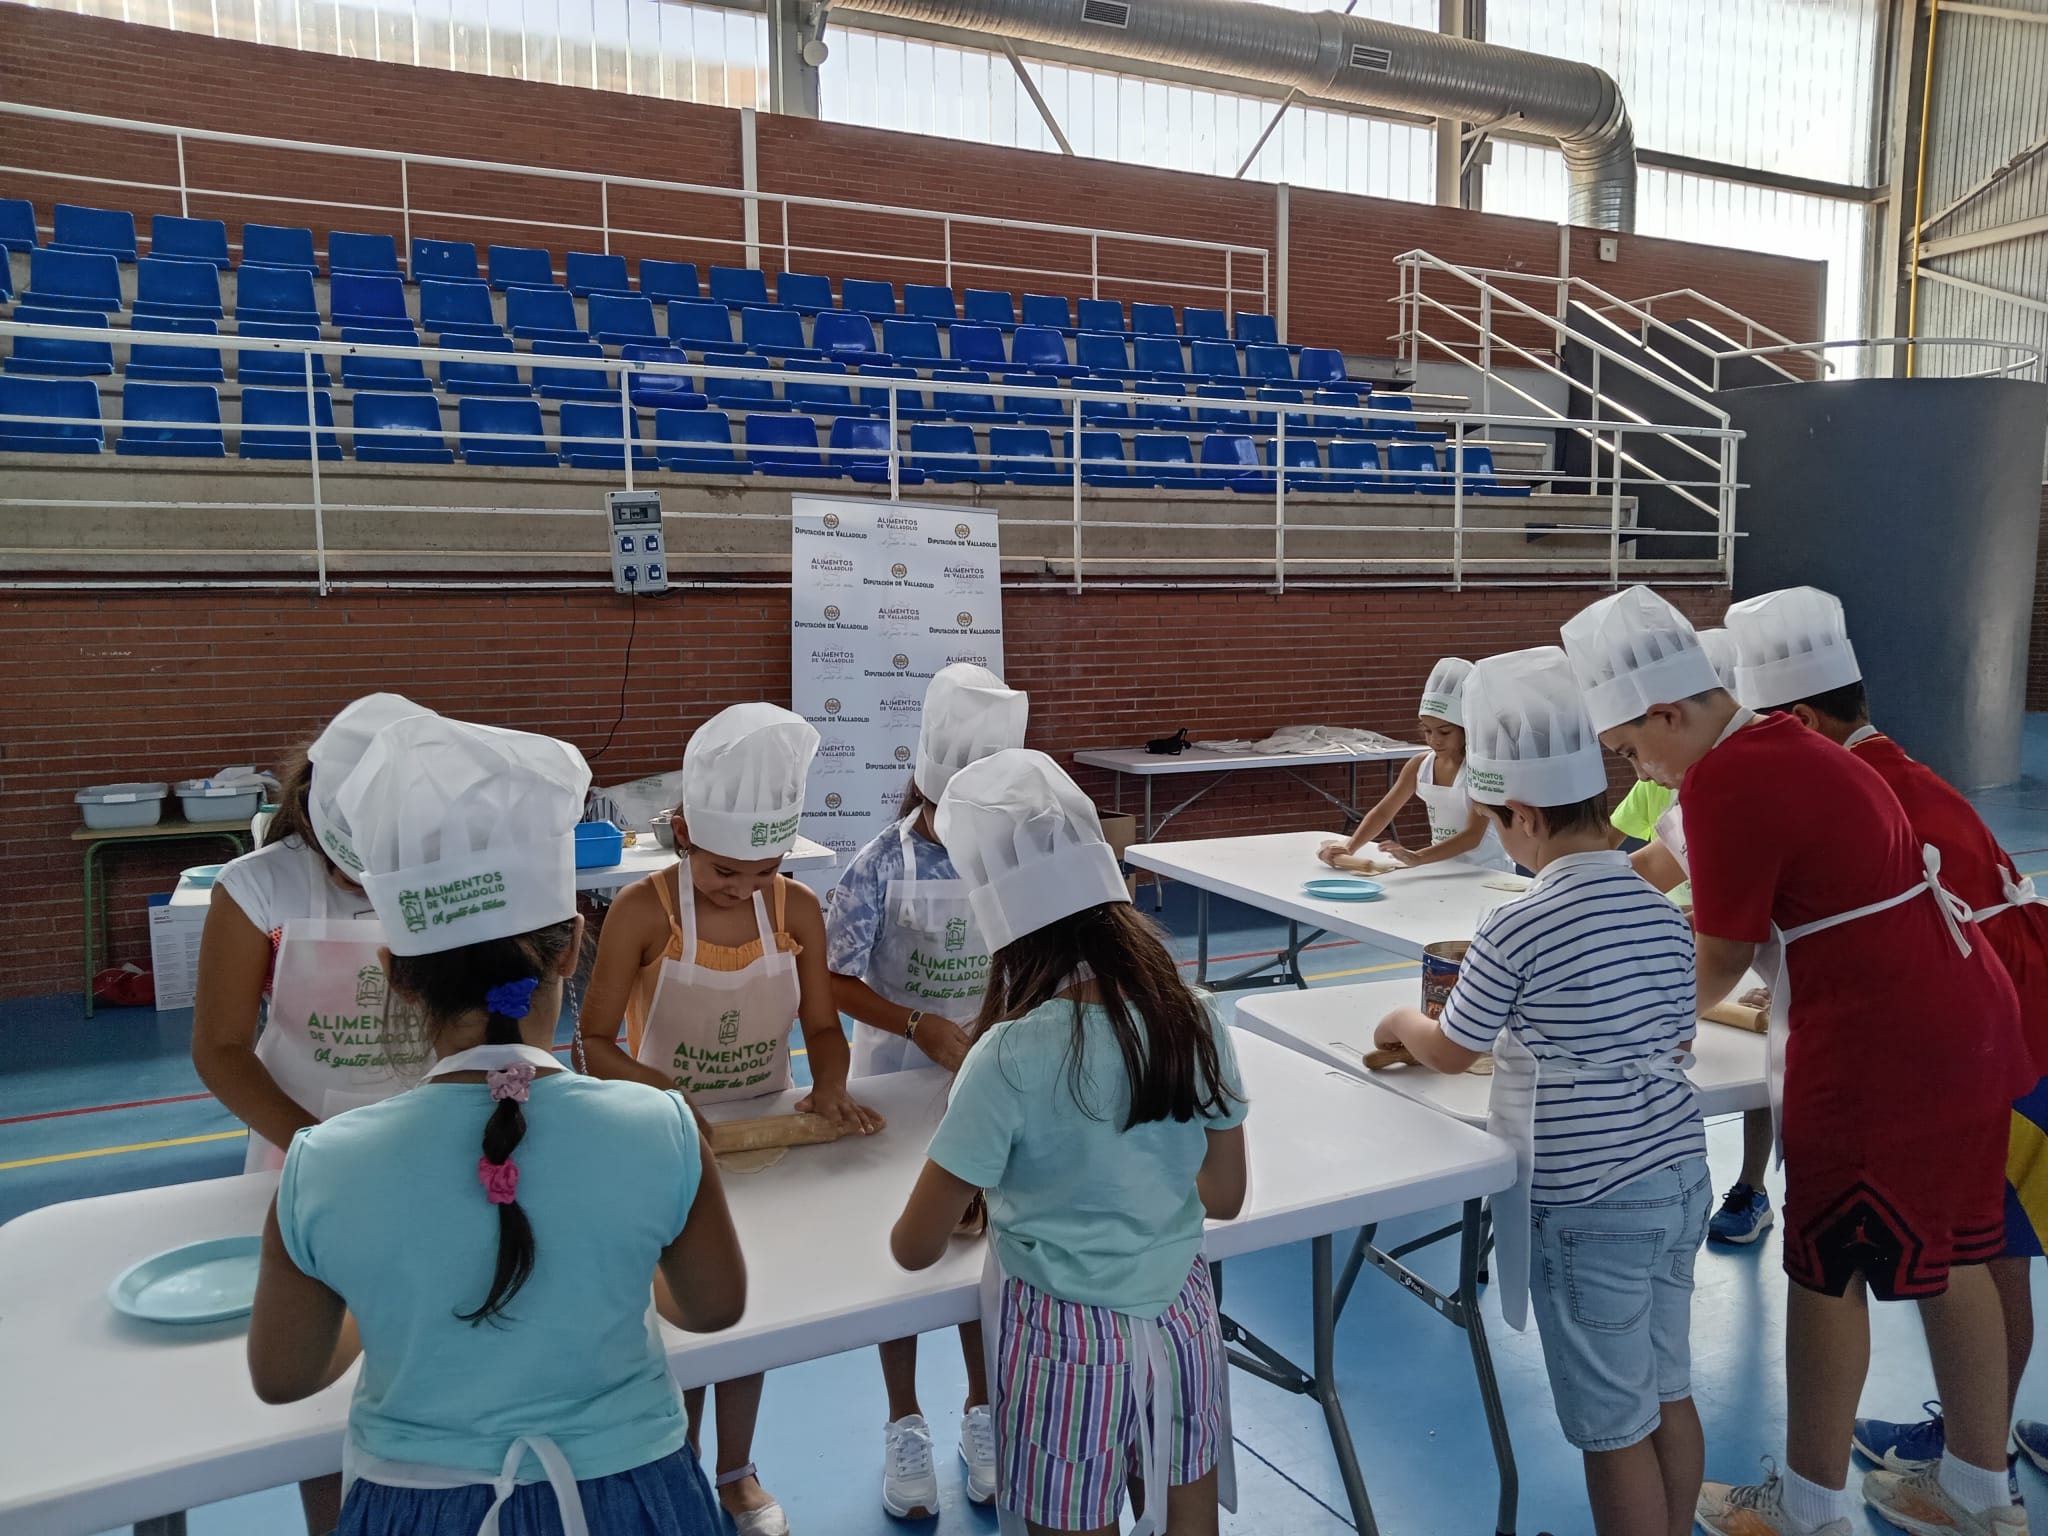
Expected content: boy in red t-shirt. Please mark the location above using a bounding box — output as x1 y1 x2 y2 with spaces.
1727 586 2048 1494
1562 586 2031 1536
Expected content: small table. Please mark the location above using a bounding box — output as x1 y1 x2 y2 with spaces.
573 834 838 895
75 819 251 1017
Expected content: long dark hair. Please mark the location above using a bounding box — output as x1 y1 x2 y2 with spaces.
897 776 925 820
973 902 1240 1130
387 918 577 1326
264 743 321 852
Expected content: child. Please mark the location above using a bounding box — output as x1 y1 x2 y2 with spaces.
246 712 747 1536
1373 646 1707 1536
1561 585 2031 1536
1319 656 1513 872
577 701 878 1536
891 748 1249 1536
193 691 429 1535
1725 586 2048 1495
825 663 1029 1520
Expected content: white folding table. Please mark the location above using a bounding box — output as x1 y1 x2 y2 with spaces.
0 1032 1516 1536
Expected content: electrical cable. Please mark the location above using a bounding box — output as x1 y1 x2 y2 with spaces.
585 584 646 763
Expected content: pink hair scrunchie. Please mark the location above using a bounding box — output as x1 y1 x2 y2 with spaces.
477 1157 520 1205
487 1064 535 1103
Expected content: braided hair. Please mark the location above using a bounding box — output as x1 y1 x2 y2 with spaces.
387 919 576 1326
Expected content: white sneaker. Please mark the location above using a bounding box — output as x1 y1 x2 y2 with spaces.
883 1414 940 1520
730 1505 788 1536
1697 1467 1854 1535
959 1404 996 1505
1864 1466 2028 1535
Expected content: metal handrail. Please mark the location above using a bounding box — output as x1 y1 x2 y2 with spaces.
1722 336 2045 381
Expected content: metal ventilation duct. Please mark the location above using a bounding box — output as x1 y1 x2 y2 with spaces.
830 0 1638 230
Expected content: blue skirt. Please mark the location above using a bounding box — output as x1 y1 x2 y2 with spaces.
337 1448 733 1536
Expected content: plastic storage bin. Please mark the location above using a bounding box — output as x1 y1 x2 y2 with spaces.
175 779 265 824
574 821 625 869
76 783 169 830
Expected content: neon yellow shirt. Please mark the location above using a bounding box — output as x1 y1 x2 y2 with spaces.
1611 780 1676 841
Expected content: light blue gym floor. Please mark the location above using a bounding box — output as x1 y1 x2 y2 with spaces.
10 716 2048 1536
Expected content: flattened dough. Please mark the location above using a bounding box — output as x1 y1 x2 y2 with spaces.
716 1147 788 1174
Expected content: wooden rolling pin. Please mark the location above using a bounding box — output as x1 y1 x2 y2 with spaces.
706 1113 844 1156
1701 999 1768 1033
1329 851 1402 876
1364 1042 1417 1071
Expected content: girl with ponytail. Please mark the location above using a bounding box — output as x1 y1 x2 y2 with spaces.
248 715 747 1536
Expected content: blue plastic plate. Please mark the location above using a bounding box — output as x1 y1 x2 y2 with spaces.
181 863 224 889
108 1235 262 1324
1303 876 1385 902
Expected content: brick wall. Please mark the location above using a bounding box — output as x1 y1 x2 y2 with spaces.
1 585 1726 1001
0 8 1827 357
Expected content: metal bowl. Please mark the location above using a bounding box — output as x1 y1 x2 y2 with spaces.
650 811 677 850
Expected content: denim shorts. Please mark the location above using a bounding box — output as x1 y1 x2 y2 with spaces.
1530 1157 1710 1452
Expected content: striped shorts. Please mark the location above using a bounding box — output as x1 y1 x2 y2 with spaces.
994 1257 1225 1532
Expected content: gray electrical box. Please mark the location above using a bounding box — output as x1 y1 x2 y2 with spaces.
606 491 667 595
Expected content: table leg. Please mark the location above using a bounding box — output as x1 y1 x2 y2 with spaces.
135 1514 188 1536
1145 778 1161 911
1313 1233 1382 1536
1196 888 1211 987
1460 1199 1518 1536
82 842 101 1019
1349 761 1359 822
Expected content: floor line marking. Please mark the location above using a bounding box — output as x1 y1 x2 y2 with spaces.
0 1130 246 1172
1304 959 1421 983
1229 1432 1358 1531
0 1091 214 1128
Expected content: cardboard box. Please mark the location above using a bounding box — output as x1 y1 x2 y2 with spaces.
1097 810 1139 898
148 894 208 1011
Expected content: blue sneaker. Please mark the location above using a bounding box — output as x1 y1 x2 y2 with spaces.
1853 1403 1944 1471
2017 1419 2048 1474
1708 1183 1775 1245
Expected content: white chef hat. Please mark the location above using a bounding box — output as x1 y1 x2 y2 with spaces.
916 663 1029 802
934 748 1131 952
307 692 434 877
1462 648 1609 807
682 702 820 859
1418 657 1474 727
1560 587 1724 733
1697 628 1740 693
1724 587 1862 710
334 715 591 956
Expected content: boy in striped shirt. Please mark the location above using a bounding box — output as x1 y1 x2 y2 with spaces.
1376 646 1707 1536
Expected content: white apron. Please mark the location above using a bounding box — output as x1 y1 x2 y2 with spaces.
1414 761 1514 873
851 817 995 1078
344 1042 589 1536
248 918 433 1172
1652 801 1691 879
634 884 799 1104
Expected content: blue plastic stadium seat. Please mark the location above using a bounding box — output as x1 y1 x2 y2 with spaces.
777 272 833 313
134 257 224 321
783 359 865 418
829 416 915 484
487 244 557 291
589 293 660 348
1182 307 1229 341
1193 385 1250 427
1075 332 1131 378
856 364 929 418
351 391 455 464
24 249 123 312
904 284 957 322
963 289 1015 328
1022 293 1074 332
1447 444 1530 497
929 369 1007 424
0 199 39 255
881 319 945 365
1200 433 1259 483
987 425 1063 486
668 299 737 353
508 286 588 344
746 413 834 477
1235 312 1280 346
441 334 529 398
411 238 478 283
1133 385 1192 429
621 346 705 411
328 231 400 277
459 396 557 467
1074 377 1129 424
1245 344 1294 384
1297 347 1347 386
654 408 747 474
1010 326 1074 377
128 316 224 383
565 252 632 299
560 400 655 472
150 216 230 270
741 306 819 359
241 386 341 459
116 382 225 458
1077 298 1125 334
1267 435 1324 489
238 265 320 327
1327 439 1383 490
5 307 114 376
841 278 897 317
1065 429 1130 487
949 323 1007 369
1134 433 1203 490
0 258 13 302
813 311 887 366
52 204 137 261
530 339 613 402
1385 441 1445 493
911 424 993 484
420 279 502 338
0 376 102 453
242 223 317 273
711 266 772 309
1130 302 1177 336
1190 340 1243 379
705 368 790 415
237 321 329 388
332 273 412 331
1133 335 1189 379
636 260 698 305
1001 372 1064 424
340 329 432 393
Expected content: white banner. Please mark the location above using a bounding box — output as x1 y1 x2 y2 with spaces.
790 496 1004 881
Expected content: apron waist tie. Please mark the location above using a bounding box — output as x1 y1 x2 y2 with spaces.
1781 843 1974 959
1128 1316 1174 1536
1973 870 2041 926
342 1433 589 1536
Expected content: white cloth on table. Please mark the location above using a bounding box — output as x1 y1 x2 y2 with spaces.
1188 725 1409 756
